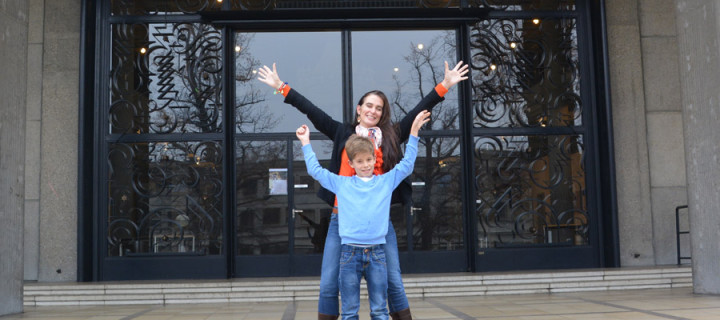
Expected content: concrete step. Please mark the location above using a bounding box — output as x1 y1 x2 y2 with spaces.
23 266 692 306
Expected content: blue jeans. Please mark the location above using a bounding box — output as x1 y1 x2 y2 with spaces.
338 244 388 320
318 213 409 315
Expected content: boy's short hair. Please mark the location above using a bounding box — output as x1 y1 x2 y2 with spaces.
345 135 375 161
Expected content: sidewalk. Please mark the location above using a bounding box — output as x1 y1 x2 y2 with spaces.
3 287 719 319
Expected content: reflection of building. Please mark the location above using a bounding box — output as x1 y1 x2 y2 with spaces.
3 0 720 314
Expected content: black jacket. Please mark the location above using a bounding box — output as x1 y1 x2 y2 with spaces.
285 88 445 207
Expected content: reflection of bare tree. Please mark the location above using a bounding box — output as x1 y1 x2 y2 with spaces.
392 34 458 130
390 32 464 251
234 33 281 134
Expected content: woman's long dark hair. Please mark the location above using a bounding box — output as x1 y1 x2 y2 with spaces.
354 90 400 173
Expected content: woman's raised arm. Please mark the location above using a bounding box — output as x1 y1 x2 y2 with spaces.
257 63 342 140
396 61 469 142
257 63 285 90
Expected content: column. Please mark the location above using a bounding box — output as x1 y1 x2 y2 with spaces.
675 0 720 294
0 0 29 316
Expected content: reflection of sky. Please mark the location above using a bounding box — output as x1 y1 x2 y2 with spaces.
237 32 342 134
351 30 455 105
236 30 457 134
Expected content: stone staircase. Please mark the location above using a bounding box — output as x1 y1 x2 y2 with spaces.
23 266 692 307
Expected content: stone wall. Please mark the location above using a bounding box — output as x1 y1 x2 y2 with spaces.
606 0 688 266
0 0 28 315
22 0 80 282
36 0 81 282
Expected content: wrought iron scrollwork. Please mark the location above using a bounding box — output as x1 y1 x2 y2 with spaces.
470 18 581 128
110 23 223 134
107 141 224 256
474 135 587 246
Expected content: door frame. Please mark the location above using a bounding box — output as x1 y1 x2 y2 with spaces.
79 1 617 281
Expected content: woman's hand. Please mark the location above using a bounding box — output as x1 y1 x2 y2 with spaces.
410 110 431 137
257 63 284 90
296 124 311 145
440 61 469 90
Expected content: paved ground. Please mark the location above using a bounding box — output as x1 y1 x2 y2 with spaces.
3 287 720 319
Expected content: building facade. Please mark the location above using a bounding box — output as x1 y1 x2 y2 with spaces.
7 0 719 314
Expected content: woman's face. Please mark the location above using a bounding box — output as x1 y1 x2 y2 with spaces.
356 94 384 128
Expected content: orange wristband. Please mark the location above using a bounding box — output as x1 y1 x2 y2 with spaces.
434 83 448 97
281 84 291 97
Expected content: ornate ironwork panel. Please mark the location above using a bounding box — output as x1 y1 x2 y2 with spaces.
110 0 222 15
474 135 587 247
468 0 575 10
110 23 223 134
107 141 224 256
470 18 581 128
235 140 290 255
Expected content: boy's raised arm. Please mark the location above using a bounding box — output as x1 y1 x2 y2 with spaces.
297 125 340 193
388 111 431 188
296 124 310 145
410 110 431 137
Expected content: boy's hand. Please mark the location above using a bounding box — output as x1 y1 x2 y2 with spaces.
257 63 284 90
296 125 310 145
410 110 431 137
440 61 469 90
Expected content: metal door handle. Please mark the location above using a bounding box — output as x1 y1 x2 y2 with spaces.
410 207 422 216
292 209 303 218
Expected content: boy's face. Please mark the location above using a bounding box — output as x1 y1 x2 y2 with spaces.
348 152 376 178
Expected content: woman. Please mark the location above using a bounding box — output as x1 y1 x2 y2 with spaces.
258 61 468 320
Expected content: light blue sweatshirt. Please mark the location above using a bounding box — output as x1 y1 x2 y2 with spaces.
302 135 419 245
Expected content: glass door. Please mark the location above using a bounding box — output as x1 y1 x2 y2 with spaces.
233 31 342 276
102 22 227 280
469 17 598 271
352 29 468 273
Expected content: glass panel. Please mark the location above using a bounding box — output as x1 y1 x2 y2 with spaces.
352 30 460 131
411 136 464 251
107 141 224 256
468 0 575 10
234 32 342 134
236 140 289 255
110 23 223 134
474 135 587 248
292 140 334 254
470 18 581 128
111 0 222 15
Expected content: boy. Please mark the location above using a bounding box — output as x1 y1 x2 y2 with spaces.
296 110 430 320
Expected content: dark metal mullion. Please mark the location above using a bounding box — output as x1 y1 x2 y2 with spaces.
234 134 332 142
415 129 462 137
77 0 95 282
485 10 578 20
458 22 477 273
108 15 204 24
471 126 585 137
95 0 113 281
593 0 620 268
223 27 236 278
106 133 225 143
211 18 478 28
575 0 601 266
286 137 296 276
342 30 353 124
